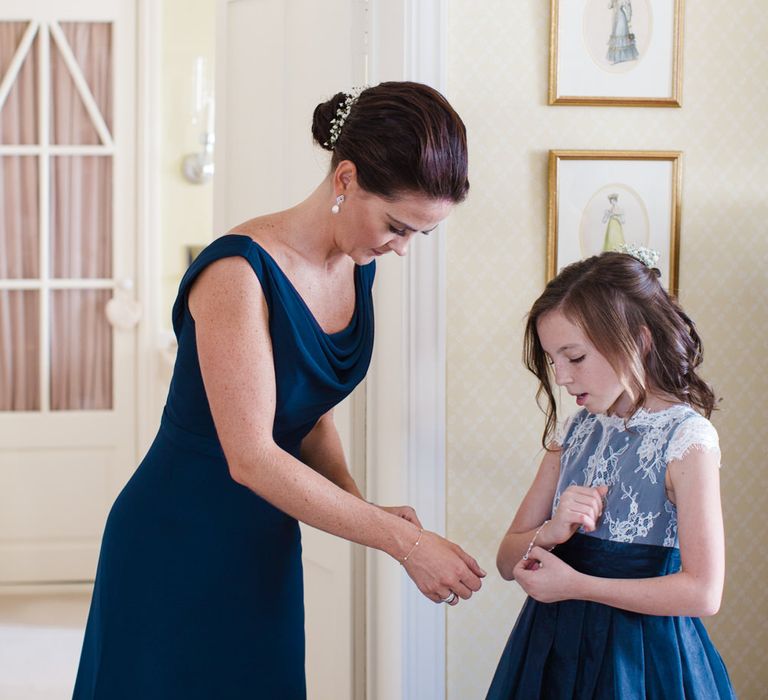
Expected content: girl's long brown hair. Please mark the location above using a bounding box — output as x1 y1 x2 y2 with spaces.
524 252 716 449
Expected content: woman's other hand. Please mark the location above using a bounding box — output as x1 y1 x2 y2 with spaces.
402 531 486 606
376 504 423 529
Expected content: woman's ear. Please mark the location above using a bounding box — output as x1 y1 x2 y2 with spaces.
333 160 357 192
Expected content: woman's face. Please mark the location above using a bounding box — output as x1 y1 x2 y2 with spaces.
338 184 453 265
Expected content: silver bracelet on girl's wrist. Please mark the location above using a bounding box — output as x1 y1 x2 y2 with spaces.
522 519 553 561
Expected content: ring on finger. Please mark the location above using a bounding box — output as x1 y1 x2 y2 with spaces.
440 592 457 604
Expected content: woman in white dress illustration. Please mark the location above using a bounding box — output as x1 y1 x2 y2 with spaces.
607 0 640 64
601 193 626 251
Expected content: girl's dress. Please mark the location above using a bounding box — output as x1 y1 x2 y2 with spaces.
73 234 375 699
486 405 736 699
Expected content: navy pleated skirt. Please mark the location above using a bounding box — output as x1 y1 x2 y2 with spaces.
486 534 736 699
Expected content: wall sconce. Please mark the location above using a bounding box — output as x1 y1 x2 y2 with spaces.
182 56 215 185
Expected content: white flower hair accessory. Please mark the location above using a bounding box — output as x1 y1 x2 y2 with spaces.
617 243 660 269
324 86 366 149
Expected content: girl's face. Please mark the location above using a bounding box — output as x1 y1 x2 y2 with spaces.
337 184 453 265
537 310 632 416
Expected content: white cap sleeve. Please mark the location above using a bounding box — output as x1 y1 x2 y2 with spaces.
665 414 721 465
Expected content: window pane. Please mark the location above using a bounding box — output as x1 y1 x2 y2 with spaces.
50 156 112 279
50 23 113 145
0 23 38 146
0 155 39 279
0 290 39 411
50 289 112 411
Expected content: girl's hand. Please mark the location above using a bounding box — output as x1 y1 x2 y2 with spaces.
402 530 486 606
377 505 423 529
547 484 608 544
512 546 581 603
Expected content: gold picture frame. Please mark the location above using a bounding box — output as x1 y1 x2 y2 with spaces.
549 0 685 107
547 150 682 294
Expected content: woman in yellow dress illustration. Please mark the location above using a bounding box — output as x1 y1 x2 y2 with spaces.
602 193 626 251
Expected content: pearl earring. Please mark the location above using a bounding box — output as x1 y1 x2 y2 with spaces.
331 194 345 214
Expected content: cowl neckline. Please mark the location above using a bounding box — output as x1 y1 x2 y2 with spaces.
225 234 361 339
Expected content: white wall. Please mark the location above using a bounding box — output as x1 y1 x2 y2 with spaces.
160 0 215 327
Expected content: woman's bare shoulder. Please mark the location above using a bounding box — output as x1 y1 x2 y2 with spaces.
188 255 265 322
229 213 286 250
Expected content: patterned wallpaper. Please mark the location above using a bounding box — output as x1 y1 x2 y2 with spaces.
445 2 768 698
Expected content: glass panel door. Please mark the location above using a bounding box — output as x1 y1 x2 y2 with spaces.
0 0 135 585
0 20 114 413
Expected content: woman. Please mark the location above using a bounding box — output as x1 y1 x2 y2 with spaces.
73 81 484 699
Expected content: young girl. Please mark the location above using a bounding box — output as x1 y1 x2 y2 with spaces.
486 250 736 699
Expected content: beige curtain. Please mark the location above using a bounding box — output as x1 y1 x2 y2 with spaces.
0 21 113 412
0 23 39 410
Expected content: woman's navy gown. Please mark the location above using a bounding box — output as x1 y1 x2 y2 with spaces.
73 234 375 699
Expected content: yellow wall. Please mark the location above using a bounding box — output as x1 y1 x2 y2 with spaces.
446 2 768 698
160 0 216 326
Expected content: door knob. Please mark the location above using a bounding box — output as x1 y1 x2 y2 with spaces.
105 279 141 330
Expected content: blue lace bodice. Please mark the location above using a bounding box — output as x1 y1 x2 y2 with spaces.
553 405 720 548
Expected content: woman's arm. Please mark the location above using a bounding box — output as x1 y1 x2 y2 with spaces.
300 409 363 498
189 257 483 601
515 447 724 617
497 447 607 580
301 409 423 525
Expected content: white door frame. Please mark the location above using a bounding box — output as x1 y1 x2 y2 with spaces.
365 1 449 698
135 0 165 456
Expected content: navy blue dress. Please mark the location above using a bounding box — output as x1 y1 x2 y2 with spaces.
73 234 375 699
486 406 736 699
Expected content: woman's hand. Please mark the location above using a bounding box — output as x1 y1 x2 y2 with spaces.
402 530 486 606
512 546 582 603
376 505 423 529
547 484 608 544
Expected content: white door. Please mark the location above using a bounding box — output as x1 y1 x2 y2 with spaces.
0 0 137 584
214 1 369 697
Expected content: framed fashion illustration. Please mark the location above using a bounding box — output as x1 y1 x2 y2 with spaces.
549 0 684 106
547 150 682 294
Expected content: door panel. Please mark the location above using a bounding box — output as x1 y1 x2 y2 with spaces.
0 0 136 584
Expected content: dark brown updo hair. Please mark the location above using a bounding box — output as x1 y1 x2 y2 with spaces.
312 81 469 203
524 252 717 449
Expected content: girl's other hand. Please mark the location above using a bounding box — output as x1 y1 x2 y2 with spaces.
512 547 581 603
402 531 486 606
548 484 609 543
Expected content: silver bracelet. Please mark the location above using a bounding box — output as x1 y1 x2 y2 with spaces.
522 520 551 561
